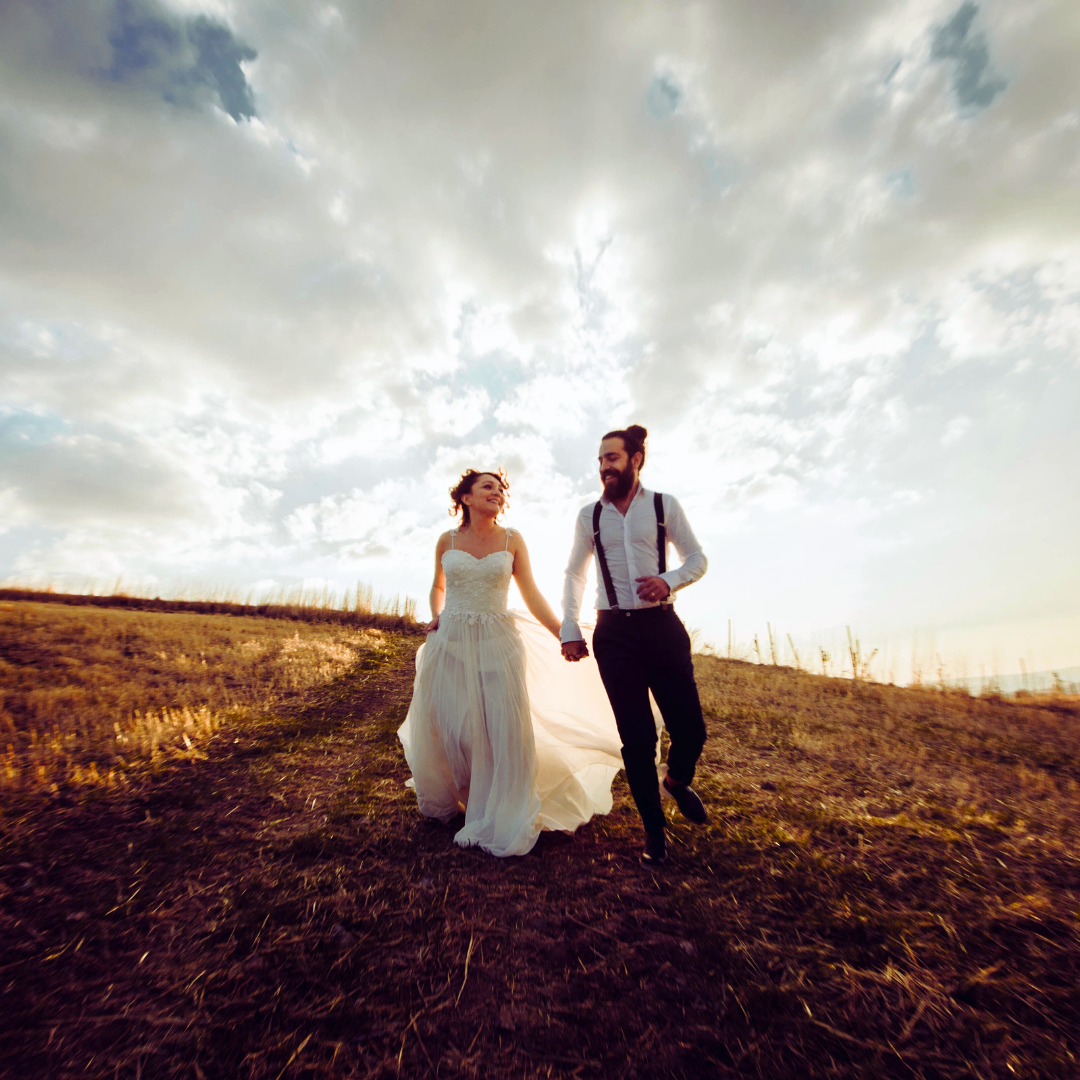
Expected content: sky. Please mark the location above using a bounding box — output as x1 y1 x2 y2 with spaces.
1 0 1078 683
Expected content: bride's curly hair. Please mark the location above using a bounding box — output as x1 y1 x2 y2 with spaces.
449 468 509 527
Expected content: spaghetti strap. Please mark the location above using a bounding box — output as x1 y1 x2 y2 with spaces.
450 530 456 550
504 527 512 551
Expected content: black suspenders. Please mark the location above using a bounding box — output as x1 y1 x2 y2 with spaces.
593 492 668 611
592 500 619 609
655 491 667 575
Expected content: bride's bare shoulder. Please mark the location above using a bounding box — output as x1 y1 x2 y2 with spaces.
435 529 457 552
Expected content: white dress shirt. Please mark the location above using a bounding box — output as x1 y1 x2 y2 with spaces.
560 485 707 643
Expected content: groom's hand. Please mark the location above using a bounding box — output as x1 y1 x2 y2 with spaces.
635 576 671 603
561 641 589 662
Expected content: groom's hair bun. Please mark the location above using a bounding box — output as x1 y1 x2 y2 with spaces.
603 424 648 467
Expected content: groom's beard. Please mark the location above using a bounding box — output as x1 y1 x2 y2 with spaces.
602 465 635 501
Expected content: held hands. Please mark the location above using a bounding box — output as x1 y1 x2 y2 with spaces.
560 579 669 661
635 576 671 604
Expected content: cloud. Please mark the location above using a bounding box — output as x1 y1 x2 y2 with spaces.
0 0 1078 675
941 414 972 445
0 420 198 526
21 0 261 120
930 2 1007 111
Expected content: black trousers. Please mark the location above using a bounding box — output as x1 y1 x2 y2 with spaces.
592 606 706 834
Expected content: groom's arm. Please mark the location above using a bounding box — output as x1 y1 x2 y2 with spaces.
657 495 707 596
560 506 593 646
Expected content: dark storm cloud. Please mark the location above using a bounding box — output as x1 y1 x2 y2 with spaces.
9 0 259 121
930 2 1007 111
107 0 258 120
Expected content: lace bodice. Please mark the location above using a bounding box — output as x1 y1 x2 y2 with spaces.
441 550 514 616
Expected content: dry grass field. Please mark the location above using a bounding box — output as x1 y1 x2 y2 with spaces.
1 600 1078 1079
0 600 401 791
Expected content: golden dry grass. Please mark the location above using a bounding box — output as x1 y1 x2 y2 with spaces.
694 657 1080 844
1 605 1078 1079
0 601 400 790
0 584 419 623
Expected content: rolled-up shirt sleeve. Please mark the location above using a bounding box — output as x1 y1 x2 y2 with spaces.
657 495 707 595
560 507 593 643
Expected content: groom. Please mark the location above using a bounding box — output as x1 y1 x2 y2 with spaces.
561 424 708 865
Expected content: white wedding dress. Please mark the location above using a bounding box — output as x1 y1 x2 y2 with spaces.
397 531 623 857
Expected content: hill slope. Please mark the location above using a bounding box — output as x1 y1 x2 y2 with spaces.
1 604 1077 1079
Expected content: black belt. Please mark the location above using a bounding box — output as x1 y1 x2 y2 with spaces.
597 605 675 620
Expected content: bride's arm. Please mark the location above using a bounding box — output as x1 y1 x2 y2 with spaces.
426 533 450 633
508 532 561 639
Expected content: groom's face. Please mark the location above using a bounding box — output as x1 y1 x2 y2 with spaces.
598 438 640 500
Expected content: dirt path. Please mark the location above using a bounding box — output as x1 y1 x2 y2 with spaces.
3 639 1077 1079
1 636 731 1079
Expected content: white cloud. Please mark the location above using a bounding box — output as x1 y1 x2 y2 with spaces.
1 0 1078 676
941 414 972 444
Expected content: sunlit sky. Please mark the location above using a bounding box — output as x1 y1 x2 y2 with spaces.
2 0 1078 682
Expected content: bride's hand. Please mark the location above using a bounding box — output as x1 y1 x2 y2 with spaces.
425 616 440 634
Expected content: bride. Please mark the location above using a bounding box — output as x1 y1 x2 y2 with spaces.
397 469 623 857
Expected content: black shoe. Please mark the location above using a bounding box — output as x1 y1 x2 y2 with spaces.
663 776 708 824
640 829 667 866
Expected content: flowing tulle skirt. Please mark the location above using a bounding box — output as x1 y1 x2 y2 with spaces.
397 611 623 857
